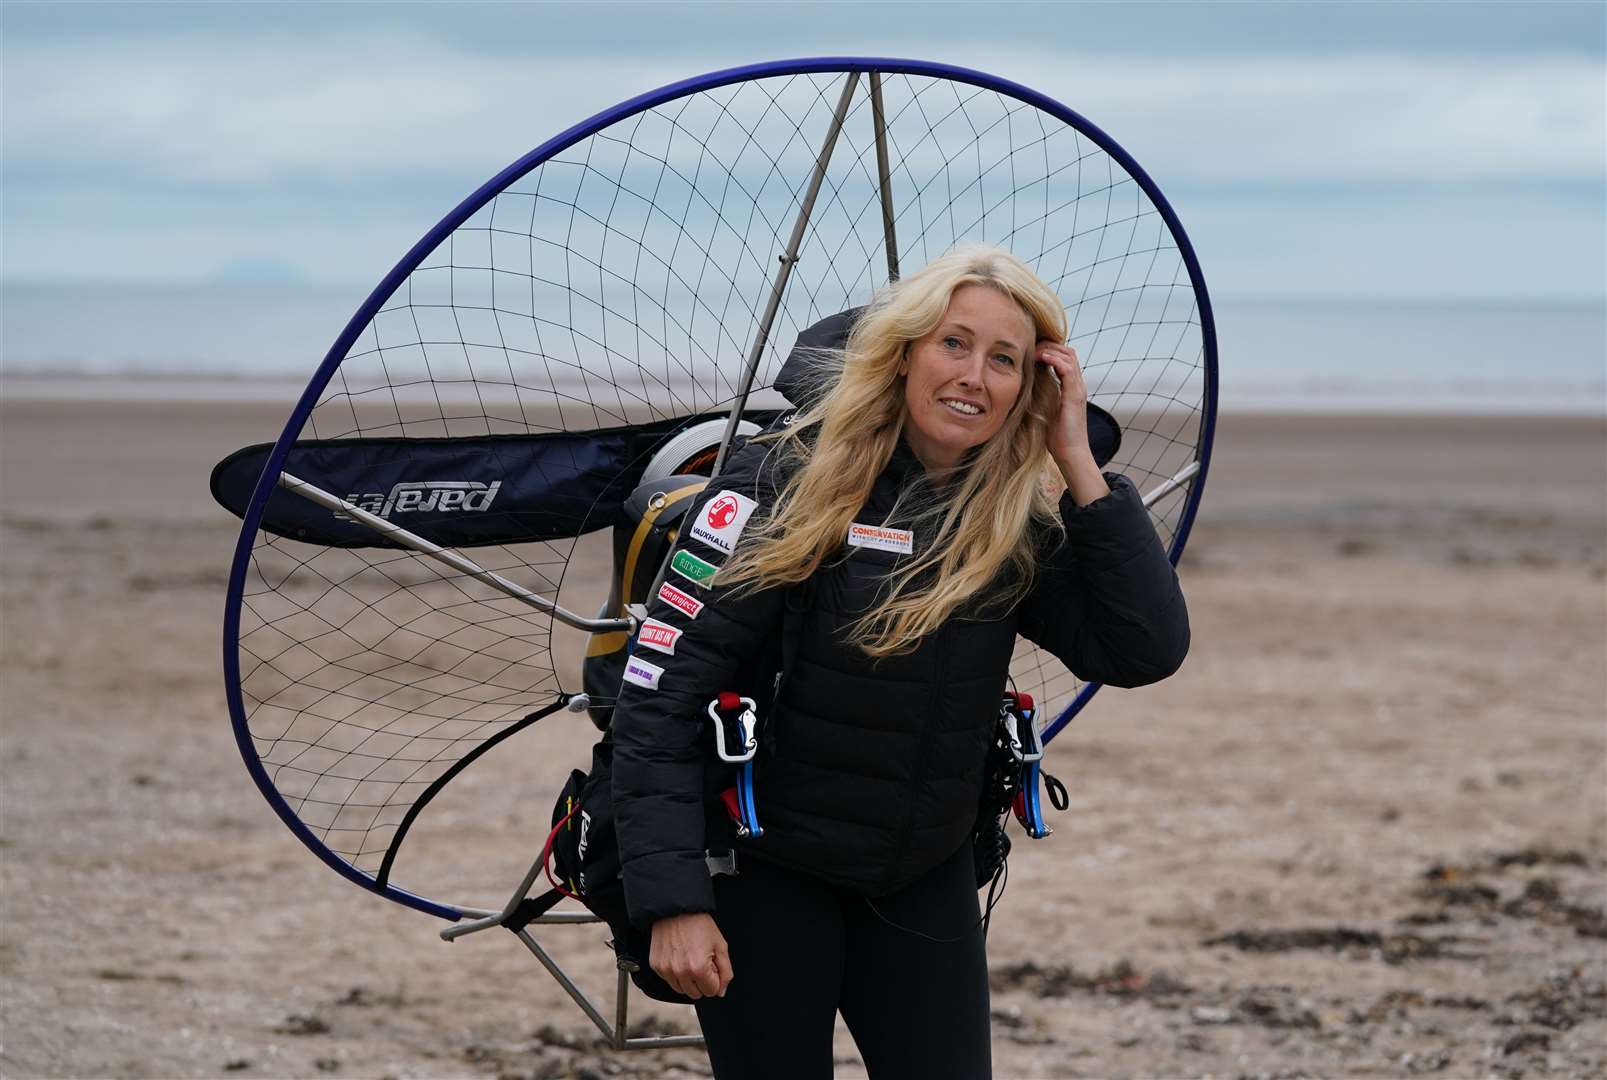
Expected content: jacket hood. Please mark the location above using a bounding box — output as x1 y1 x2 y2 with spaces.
771 306 864 411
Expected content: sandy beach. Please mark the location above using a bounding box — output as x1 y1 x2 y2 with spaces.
1 393 1603 1079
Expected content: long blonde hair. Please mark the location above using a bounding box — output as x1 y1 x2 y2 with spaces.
717 244 1069 656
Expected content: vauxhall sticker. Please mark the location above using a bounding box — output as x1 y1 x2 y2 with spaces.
622 655 665 691
336 480 501 520
657 582 704 618
671 549 718 587
688 489 758 555
847 522 915 555
635 618 681 656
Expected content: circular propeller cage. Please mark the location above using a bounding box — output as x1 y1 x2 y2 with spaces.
224 59 1217 916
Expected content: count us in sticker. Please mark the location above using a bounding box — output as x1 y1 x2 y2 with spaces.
847 522 914 555
635 618 681 656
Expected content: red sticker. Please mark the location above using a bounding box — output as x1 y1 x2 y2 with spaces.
636 618 681 656
657 582 704 618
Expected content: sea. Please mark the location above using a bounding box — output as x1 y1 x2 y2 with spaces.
1 282 1602 414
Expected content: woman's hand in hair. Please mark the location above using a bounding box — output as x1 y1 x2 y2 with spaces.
1035 341 1111 506
651 912 733 1000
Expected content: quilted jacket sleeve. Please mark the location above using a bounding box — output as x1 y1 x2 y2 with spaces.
1018 472 1190 688
610 437 789 930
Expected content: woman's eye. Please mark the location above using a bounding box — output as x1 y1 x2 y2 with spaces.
943 335 963 349
993 353 1017 367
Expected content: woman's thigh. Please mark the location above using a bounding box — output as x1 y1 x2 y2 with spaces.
838 842 992 1079
693 855 847 1080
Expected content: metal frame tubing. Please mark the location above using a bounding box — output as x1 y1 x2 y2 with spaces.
442 854 708 1051
869 71 900 283
277 472 633 634
711 71 862 476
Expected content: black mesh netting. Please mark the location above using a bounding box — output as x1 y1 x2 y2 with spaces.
232 69 1211 902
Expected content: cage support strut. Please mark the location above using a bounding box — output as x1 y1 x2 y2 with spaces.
276 472 634 634
712 70 863 475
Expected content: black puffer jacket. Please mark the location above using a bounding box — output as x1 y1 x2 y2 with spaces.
610 430 1190 930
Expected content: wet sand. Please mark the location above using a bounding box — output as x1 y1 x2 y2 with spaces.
1 395 1603 1079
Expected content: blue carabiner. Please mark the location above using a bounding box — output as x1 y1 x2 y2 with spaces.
1004 694 1052 840
736 760 763 839
709 693 763 838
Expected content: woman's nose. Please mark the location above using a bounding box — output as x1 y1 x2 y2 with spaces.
956 350 987 385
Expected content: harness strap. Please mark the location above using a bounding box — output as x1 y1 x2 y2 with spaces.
503 888 567 931
778 579 810 700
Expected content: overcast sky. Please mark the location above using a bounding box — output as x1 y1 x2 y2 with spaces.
3 0 1603 300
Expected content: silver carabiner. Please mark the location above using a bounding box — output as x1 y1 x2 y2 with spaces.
1003 703 1044 764
708 695 759 763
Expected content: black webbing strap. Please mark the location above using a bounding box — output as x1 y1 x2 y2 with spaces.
1042 770 1070 811
374 696 569 890
776 579 811 710
502 887 567 932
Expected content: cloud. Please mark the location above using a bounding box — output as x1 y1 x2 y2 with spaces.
3 30 1601 295
3 34 1602 187
1 34 685 184
1011 52 1606 185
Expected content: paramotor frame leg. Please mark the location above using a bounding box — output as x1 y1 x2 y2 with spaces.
507 926 706 1050
442 848 706 1051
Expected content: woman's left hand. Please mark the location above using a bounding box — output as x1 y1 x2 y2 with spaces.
1035 341 1110 504
1035 341 1091 466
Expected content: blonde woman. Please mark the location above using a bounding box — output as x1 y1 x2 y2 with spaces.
611 245 1190 1078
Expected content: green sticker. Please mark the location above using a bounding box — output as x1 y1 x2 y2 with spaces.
671 548 718 586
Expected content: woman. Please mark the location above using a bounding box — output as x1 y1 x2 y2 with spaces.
610 245 1190 1078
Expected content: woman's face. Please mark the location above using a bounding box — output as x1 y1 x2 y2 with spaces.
901 283 1034 473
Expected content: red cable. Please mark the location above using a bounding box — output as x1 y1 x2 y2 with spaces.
541 800 583 901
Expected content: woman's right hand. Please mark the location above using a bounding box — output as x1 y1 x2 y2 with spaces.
650 912 733 1000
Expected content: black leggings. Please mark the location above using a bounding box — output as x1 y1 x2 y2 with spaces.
692 840 992 1079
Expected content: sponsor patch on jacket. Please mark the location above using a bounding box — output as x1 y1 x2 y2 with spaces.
847 522 914 555
635 618 681 656
670 548 718 587
688 489 758 555
622 655 665 691
657 581 704 618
